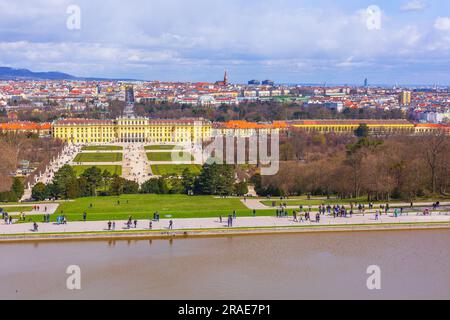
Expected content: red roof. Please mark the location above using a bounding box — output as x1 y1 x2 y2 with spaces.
0 122 51 131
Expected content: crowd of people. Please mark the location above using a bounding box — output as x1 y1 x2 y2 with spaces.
271 200 447 224
1 210 13 225
105 213 174 232
0 198 448 234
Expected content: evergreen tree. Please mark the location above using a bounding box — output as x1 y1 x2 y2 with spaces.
53 165 78 199
81 166 103 196
123 179 139 194
196 164 235 196
234 181 249 196
109 175 124 196
141 179 161 194
181 168 196 194
32 182 48 201
11 177 25 199
354 123 370 138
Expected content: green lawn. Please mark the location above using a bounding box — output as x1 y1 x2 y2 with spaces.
74 153 123 163
82 146 123 151
1 206 34 213
72 165 123 177
151 164 202 176
145 145 182 151
48 194 265 221
147 152 194 162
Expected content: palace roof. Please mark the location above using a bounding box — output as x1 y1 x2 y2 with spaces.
0 122 51 130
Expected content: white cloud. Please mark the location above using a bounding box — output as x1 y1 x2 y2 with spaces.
401 0 426 12
0 0 448 83
434 17 450 31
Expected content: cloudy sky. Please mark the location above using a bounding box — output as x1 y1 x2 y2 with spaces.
0 0 449 84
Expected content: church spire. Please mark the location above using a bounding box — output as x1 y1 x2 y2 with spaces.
224 69 228 85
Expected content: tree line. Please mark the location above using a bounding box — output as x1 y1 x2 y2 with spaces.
31 164 249 201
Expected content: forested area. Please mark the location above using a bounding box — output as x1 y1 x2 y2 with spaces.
256 131 450 200
0 133 64 197
134 101 406 123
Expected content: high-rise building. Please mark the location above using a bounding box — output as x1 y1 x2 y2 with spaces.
248 80 261 85
125 86 135 104
262 80 275 86
124 86 135 118
399 91 412 105
364 78 368 87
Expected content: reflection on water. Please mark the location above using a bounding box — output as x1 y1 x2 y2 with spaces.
0 230 449 300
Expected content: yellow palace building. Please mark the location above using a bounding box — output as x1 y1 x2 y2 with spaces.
287 119 416 134
53 117 212 144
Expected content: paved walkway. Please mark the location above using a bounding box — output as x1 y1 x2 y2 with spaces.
1 213 449 235
1 203 60 215
122 144 152 184
243 199 450 210
22 144 82 201
242 199 270 210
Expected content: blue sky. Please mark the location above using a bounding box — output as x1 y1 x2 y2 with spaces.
0 0 449 85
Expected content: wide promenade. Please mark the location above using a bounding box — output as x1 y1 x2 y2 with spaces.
1 213 449 240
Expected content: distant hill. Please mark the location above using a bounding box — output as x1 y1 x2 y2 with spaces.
0 67 142 82
0 67 78 80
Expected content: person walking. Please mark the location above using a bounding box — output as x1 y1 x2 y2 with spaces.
228 215 233 227
83 212 87 222
108 221 112 231
169 220 173 230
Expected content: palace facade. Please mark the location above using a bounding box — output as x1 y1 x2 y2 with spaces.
52 117 212 144
287 119 416 134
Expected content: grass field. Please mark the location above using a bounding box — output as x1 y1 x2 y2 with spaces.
147 152 194 162
72 165 123 177
82 146 123 151
49 195 264 221
1 206 33 213
145 145 182 151
151 164 202 176
74 153 123 163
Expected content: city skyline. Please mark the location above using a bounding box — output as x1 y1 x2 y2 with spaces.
0 0 450 85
